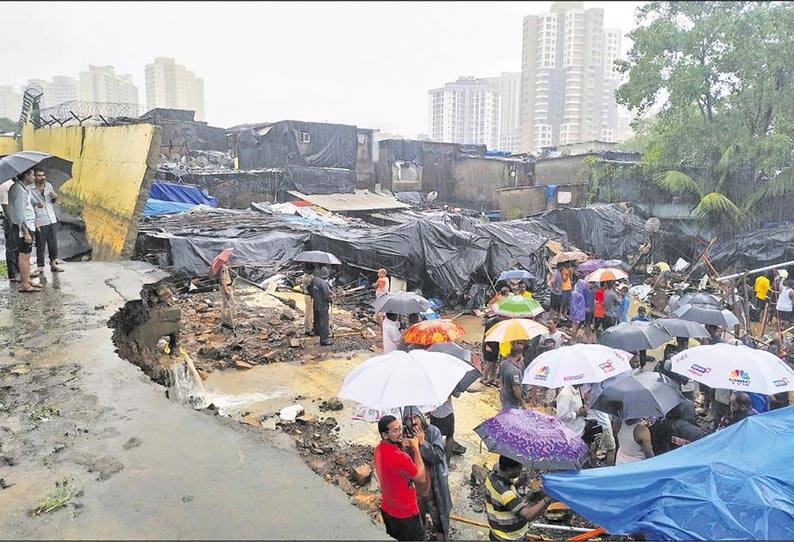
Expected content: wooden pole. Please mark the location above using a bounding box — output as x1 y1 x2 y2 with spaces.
717 260 794 282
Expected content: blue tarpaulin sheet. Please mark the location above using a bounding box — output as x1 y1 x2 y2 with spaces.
150 180 217 207
542 407 794 540
144 199 197 216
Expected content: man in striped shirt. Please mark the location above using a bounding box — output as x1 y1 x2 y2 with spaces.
485 456 553 541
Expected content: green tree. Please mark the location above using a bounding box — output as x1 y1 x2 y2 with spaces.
0 117 16 133
616 1 794 234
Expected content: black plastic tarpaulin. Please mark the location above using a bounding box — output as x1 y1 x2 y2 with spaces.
537 204 646 260
699 224 794 275
141 230 310 276
237 120 357 170
286 165 357 195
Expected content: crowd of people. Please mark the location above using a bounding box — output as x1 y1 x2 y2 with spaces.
369 260 793 542
1 167 65 290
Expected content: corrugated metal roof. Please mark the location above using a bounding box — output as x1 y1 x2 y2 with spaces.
287 190 411 212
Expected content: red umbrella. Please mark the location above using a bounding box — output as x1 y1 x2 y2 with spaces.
209 248 233 277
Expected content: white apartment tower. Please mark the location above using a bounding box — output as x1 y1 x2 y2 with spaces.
520 1 623 152
145 57 206 121
428 76 500 150
23 76 78 109
78 66 139 108
0 85 22 120
483 72 522 153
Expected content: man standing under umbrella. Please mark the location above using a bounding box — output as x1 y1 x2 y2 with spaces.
382 313 402 354
374 415 427 542
31 167 64 274
485 455 553 542
499 342 528 411
0 176 19 281
7 169 40 292
311 266 335 346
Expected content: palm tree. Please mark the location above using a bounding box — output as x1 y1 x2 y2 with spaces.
653 146 794 235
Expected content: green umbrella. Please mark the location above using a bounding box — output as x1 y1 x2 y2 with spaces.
495 295 544 318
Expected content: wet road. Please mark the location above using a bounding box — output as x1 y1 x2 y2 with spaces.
0 261 385 539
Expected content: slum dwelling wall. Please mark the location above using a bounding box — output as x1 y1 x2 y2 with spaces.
22 123 160 260
449 156 527 211
498 184 589 220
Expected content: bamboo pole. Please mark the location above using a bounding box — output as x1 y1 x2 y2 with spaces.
717 260 794 282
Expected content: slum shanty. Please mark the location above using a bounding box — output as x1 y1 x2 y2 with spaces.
3 3 794 541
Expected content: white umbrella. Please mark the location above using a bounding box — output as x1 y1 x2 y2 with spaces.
339 350 472 410
670 344 794 395
522 344 633 388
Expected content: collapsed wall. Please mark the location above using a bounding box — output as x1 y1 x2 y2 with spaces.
22 123 161 260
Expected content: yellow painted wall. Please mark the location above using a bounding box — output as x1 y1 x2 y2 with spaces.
0 135 19 155
21 123 160 260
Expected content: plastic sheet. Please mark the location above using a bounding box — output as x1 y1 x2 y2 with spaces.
542 407 794 540
150 181 218 207
538 204 646 260
144 199 198 217
702 224 794 275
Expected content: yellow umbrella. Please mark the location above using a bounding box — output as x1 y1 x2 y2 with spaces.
485 318 549 343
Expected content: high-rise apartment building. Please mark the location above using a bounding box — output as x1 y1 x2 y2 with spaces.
483 72 522 153
428 76 500 149
0 85 22 121
22 76 79 109
78 65 139 109
145 57 206 121
520 1 623 152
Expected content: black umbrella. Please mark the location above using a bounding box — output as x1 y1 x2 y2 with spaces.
669 292 721 312
598 322 673 352
590 372 686 420
293 250 342 265
673 304 739 328
0 151 73 190
651 318 710 339
427 342 481 394
372 292 430 315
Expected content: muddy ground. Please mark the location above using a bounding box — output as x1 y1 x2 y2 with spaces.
0 262 385 539
105 277 621 540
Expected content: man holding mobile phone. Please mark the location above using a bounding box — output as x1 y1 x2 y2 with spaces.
374 415 426 541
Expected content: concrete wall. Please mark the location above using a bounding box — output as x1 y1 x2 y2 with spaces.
22 123 160 260
180 169 286 208
499 183 588 219
449 156 523 210
0 135 19 155
534 155 591 186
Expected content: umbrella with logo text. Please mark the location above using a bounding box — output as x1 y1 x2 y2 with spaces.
670 343 794 395
522 344 633 388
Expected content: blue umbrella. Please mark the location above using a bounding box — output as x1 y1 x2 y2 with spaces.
498 269 535 282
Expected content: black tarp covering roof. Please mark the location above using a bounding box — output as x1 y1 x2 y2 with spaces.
236 120 358 194
537 204 646 260
698 224 794 275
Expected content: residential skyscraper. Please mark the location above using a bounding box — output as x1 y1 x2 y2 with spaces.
0 85 22 121
483 72 522 153
144 57 206 121
78 66 139 108
428 76 500 149
520 1 623 152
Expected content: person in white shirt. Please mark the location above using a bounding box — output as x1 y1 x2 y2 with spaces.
0 178 19 280
382 312 402 354
7 169 41 292
30 168 64 274
541 318 565 349
580 382 617 465
555 385 586 437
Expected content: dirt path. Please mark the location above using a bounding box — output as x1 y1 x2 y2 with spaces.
0 262 385 539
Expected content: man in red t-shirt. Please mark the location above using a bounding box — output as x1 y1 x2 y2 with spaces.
374 415 426 541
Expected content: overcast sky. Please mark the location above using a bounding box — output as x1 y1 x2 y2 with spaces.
4 1 642 136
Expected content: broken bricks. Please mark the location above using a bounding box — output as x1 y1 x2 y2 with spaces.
352 464 372 486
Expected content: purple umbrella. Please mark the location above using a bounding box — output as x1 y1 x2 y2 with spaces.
578 259 605 274
474 409 588 471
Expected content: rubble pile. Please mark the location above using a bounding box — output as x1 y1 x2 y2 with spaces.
178 288 378 374
275 414 382 520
